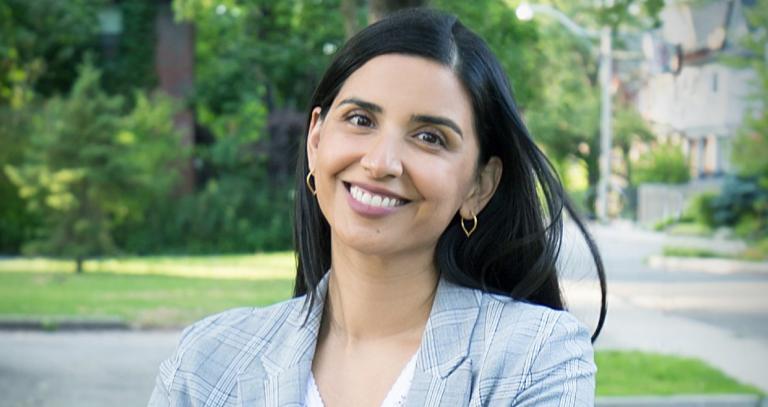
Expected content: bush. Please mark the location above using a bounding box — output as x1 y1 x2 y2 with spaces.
634 143 690 184
709 176 768 239
114 175 294 255
742 237 768 261
114 116 294 255
685 192 718 228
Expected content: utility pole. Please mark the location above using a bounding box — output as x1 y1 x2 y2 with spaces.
596 23 613 222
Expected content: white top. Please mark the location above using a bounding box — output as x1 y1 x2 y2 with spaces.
305 352 419 407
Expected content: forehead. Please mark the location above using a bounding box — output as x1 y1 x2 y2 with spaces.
332 54 474 128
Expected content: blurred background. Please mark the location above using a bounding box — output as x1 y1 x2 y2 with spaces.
0 0 766 406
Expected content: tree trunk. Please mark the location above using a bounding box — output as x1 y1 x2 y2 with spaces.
75 257 84 274
155 1 196 195
368 0 428 24
580 141 601 218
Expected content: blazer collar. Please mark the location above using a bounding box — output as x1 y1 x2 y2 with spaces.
237 272 483 406
405 277 482 406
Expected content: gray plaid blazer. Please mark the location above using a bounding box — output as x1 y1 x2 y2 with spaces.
149 274 595 406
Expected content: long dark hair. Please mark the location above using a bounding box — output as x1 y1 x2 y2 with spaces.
292 8 606 341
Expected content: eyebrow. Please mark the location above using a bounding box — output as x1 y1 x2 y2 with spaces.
338 98 382 113
337 97 464 138
411 114 463 138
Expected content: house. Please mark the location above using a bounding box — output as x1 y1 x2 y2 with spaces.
637 0 759 180
633 0 761 225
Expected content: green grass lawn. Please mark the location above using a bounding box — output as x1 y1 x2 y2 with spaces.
596 351 763 396
0 253 297 328
664 222 714 237
0 271 295 328
662 245 731 259
0 255 764 396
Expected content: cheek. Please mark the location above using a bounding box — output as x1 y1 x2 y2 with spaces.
312 133 360 215
409 159 473 213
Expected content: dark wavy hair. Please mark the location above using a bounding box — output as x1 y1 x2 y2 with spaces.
292 8 606 341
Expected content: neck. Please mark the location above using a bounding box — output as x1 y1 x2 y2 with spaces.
321 238 439 346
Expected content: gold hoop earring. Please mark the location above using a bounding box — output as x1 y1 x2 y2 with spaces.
305 170 317 196
461 211 477 237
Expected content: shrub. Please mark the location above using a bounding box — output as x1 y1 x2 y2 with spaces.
634 143 690 184
742 237 768 261
685 192 718 228
709 176 768 239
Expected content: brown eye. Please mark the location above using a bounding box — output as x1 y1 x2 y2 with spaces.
415 131 446 147
347 113 373 127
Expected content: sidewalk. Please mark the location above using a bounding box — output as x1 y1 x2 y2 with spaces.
593 294 768 393
561 220 768 403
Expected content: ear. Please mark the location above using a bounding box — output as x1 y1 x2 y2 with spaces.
460 156 502 218
306 107 323 170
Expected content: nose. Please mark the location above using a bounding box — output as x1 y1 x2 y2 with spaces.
360 131 403 179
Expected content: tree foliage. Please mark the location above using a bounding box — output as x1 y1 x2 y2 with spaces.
718 0 768 240
730 0 768 189
0 0 666 256
4 64 181 270
516 0 662 214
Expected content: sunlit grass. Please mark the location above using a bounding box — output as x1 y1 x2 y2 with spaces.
0 252 296 279
0 253 298 327
0 270 295 328
596 351 763 396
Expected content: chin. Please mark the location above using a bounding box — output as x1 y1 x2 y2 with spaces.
336 233 401 256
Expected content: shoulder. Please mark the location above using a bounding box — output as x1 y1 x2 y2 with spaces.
479 291 591 348
179 297 301 347
468 289 596 405
151 296 306 401
174 296 304 365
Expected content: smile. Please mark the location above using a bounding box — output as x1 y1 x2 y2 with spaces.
343 182 410 218
349 184 407 208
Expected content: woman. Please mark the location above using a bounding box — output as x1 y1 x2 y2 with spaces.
150 8 606 407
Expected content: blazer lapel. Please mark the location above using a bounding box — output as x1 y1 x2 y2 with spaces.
406 279 482 406
237 274 482 407
237 274 328 407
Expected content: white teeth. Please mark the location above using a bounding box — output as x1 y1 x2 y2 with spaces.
349 185 404 208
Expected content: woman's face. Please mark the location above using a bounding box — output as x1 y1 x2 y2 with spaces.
307 54 500 257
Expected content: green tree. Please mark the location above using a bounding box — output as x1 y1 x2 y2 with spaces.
720 0 768 240
518 0 663 214
435 0 542 108
0 0 103 253
730 0 768 189
4 63 181 272
613 105 655 186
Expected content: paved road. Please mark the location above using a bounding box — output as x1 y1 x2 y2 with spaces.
0 330 178 407
1 221 766 406
561 221 768 392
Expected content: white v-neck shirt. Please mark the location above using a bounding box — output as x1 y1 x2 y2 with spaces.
305 352 419 407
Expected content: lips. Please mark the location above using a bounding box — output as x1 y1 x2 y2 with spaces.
343 181 410 203
344 182 410 208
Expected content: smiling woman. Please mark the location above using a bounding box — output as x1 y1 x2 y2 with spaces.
150 8 606 407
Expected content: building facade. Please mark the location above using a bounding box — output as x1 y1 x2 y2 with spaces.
636 0 759 181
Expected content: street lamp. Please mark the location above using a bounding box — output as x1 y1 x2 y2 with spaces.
516 2 613 222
